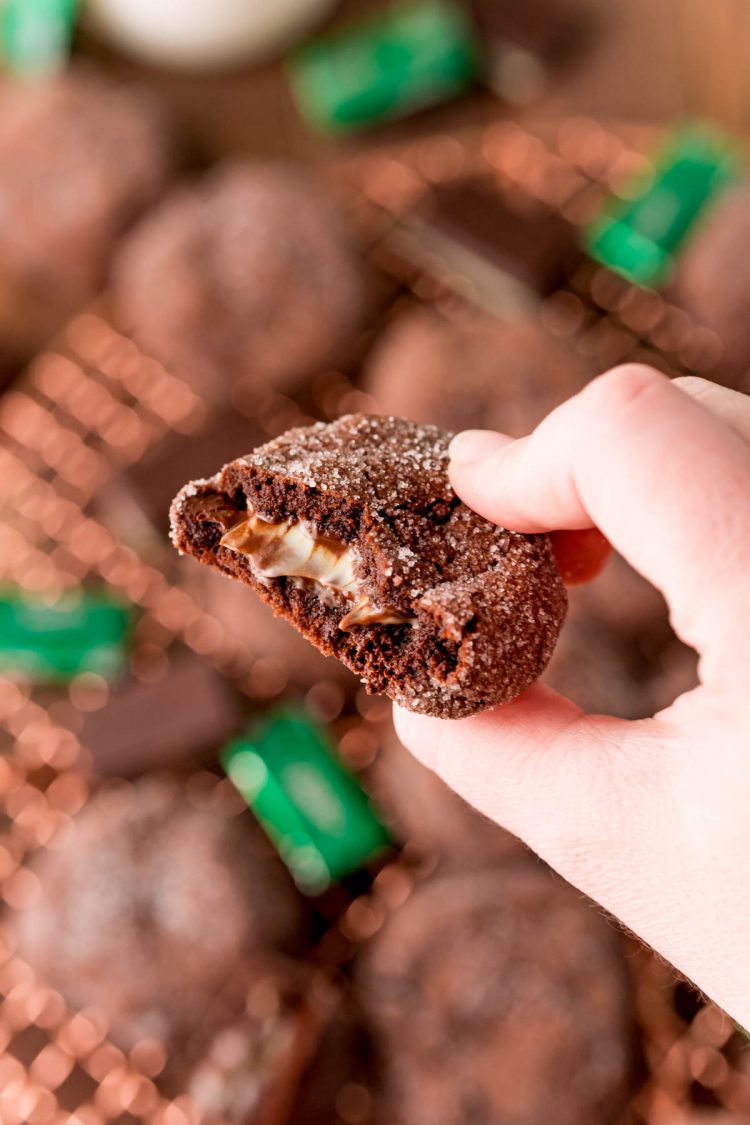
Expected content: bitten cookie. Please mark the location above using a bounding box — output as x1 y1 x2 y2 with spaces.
170 415 566 719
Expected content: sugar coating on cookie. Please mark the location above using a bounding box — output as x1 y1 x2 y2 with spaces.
170 414 566 719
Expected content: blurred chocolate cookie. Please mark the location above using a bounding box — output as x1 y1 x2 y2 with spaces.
676 185 750 387
364 309 591 437
357 867 634 1125
545 556 698 720
0 66 173 369
113 162 366 399
15 776 308 1060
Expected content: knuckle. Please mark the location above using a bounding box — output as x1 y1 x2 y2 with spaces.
672 374 713 398
584 363 666 418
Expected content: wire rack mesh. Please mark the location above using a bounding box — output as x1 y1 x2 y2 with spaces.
0 114 747 1123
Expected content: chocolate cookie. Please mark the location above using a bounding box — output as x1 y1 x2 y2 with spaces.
676 185 750 387
170 415 566 719
14 777 308 1061
113 161 366 399
365 309 591 437
0 66 173 370
357 867 634 1125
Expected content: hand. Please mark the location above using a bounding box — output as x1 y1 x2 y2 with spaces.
395 365 750 1027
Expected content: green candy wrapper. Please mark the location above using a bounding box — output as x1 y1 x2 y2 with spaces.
222 708 392 895
1 0 79 75
0 587 132 682
586 124 740 287
288 0 480 135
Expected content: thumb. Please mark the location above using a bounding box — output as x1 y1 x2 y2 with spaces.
394 691 675 881
393 689 688 954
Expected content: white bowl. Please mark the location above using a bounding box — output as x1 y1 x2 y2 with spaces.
84 0 337 70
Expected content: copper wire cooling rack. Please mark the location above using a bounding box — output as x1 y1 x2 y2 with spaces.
0 116 748 1122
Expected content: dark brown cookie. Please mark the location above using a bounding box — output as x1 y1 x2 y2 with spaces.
170 415 566 719
357 867 634 1125
676 185 750 387
0 66 173 369
364 309 591 437
14 777 308 1061
113 162 366 399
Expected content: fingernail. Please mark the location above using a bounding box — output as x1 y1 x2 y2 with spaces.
448 430 514 466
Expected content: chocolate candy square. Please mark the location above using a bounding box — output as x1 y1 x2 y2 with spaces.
398 177 581 313
469 0 580 104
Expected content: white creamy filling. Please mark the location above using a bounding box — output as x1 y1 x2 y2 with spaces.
219 510 415 631
220 512 358 590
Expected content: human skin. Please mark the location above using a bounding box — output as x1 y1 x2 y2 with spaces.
395 365 750 1028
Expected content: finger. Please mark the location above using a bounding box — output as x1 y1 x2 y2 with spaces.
393 694 677 898
673 375 750 445
449 379 750 589
448 364 750 669
393 697 749 1022
447 437 613 584
550 527 611 585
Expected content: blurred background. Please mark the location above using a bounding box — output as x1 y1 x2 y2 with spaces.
1 1 750 1123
